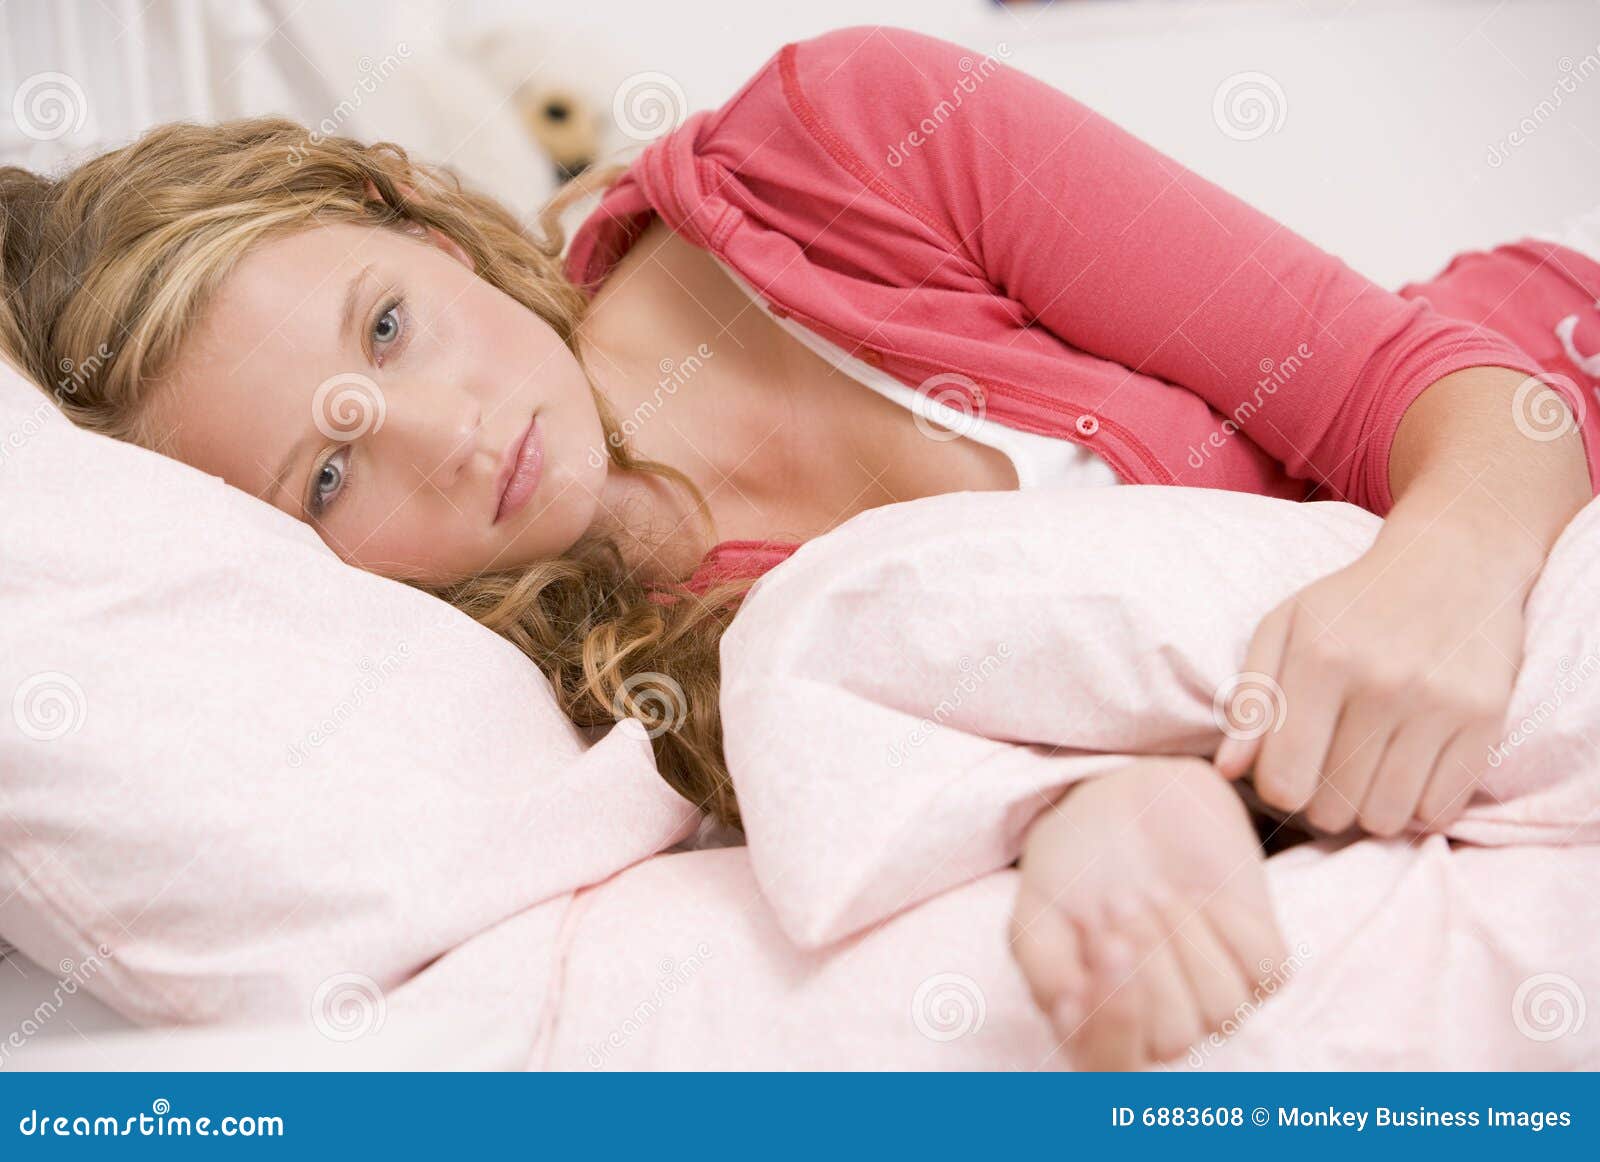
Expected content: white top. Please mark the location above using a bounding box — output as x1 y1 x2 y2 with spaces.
714 259 1122 491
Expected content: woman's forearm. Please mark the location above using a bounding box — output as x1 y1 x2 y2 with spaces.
1387 364 1591 587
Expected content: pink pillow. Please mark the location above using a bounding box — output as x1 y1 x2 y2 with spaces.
0 357 697 1025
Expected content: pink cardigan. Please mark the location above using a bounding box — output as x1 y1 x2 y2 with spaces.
565 25 1600 594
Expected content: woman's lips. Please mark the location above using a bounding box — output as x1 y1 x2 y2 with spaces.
494 414 543 525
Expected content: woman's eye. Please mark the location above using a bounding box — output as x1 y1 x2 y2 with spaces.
373 300 402 348
310 445 351 515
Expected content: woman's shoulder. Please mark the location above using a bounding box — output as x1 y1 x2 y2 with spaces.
686 25 984 167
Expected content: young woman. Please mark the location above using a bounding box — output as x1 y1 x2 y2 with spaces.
2 26 1596 1068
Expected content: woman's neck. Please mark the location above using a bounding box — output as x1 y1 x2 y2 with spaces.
573 218 799 575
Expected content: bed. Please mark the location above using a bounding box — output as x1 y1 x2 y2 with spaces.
2 0 1596 1069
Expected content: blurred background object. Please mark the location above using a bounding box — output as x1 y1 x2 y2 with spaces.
3 0 1598 284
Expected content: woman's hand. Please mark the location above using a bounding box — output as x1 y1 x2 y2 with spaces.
1215 365 1592 837
1213 517 1526 836
1010 757 1285 1070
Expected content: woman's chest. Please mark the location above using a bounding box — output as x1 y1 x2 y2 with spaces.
592 220 1021 543
687 314 1024 545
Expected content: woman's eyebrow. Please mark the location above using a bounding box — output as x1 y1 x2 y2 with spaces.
339 263 376 350
254 264 375 514
257 429 313 517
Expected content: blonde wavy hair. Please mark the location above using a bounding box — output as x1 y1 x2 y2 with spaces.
0 117 758 826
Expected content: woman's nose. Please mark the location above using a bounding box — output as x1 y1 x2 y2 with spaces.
381 392 484 491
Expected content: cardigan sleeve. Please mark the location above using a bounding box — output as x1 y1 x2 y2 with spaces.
784 26 1575 514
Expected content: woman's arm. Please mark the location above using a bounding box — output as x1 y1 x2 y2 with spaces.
1216 367 1591 832
788 26 1597 832
784 26 1587 513
1389 365 1591 553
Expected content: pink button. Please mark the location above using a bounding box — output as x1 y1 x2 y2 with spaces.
1075 414 1100 436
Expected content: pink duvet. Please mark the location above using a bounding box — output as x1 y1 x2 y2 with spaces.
386 486 1599 1069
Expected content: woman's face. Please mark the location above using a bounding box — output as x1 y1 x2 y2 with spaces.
146 219 610 583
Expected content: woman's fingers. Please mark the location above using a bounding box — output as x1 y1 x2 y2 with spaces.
1251 618 1345 816
1118 901 1202 1064
1010 883 1089 1025
1357 718 1449 837
1067 908 1147 1071
1205 877 1288 999
1213 603 1293 780
1158 896 1251 1036
1415 721 1495 830
1302 701 1391 835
